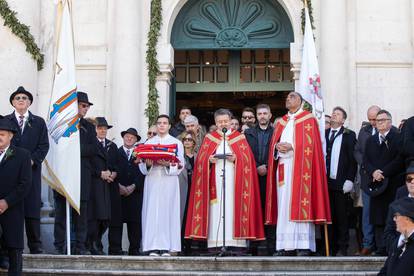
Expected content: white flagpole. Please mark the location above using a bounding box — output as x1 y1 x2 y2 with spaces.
66 200 71 255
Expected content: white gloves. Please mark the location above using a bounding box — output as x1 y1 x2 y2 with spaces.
343 180 354 194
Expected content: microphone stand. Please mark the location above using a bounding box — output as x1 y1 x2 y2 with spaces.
218 128 229 257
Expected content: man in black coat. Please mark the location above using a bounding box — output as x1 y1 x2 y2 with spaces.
325 107 357 256
0 117 32 275
5 86 49 254
244 104 274 255
378 197 414 276
108 128 144 255
354 105 381 255
87 117 118 255
170 106 191 137
383 162 414 254
363 109 405 256
402 116 414 165
54 92 97 255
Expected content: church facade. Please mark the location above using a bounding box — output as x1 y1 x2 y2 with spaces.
1 0 413 135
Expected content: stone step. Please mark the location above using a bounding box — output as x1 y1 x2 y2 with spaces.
0 255 385 276
3 269 378 276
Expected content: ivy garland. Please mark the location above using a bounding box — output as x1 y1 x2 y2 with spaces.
145 0 162 126
301 0 315 33
0 0 44 70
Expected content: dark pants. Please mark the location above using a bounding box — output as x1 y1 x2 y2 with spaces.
53 191 88 251
25 217 42 252
108 222 141 255
7 248 23 276
87 219 109 251
328 189 351 255
374 225 386 255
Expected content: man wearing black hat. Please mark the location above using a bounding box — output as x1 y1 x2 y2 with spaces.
53 91 97 255
363 110 405 256
108 128 144 255
383 162 414 253
4 86 49 254
379 197 414 275
0 117 32 275
86 117 119 255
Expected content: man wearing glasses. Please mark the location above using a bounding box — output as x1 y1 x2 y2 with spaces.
363 109 405 256
241 107 256 129
4 86 49 255
53 91 98 255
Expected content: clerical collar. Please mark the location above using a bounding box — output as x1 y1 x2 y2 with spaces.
288 108 303 118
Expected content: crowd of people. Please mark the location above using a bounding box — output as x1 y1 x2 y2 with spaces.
0 87 413 275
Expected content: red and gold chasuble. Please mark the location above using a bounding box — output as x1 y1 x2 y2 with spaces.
265 110 331 225
185 130 265 241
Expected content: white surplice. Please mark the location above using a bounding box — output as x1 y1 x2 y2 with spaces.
207 130 247 248
275 110 316 251
139 134 185 252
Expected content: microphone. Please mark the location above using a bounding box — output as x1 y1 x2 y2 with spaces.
222 127 227 133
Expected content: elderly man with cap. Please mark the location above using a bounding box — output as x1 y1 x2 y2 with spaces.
4 86 49 254
183 115 206 153
108 128 144 255
383 161 414 253
0 116 32 275
87 117 119 255
53 91 98 255
379 197 414 275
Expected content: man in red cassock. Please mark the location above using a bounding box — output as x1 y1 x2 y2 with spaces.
185 108 264 251
266 92 331 256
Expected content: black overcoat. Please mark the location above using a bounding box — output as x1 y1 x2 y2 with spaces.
378 233 414 276
5 111 49 218
0 145 32 248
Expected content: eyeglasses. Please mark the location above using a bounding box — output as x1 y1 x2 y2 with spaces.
14 96 29 101
242 116 255 120
375 118 390 123
79 103 90 108
406 176 414 183
147 131 156 136
183 138 194 142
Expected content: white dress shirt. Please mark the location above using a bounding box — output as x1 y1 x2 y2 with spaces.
0 145 10 163
14 110 29 133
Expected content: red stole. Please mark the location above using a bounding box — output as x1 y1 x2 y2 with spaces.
185 130 265 241
265 110 331 225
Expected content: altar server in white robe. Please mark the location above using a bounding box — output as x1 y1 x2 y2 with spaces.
139 114 185 256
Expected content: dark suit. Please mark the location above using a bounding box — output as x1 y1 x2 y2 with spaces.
403 116 414 165
5 112 49 252
108 146 144 255
54 118 98 253
379 232 414 276
325 127 357 255
245 124 274 255
0 145 32 274
363 128 405 254
383 187 410 254
87 138 118 251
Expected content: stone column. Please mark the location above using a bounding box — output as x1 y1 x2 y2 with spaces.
319 0 349 116
107 0 143 145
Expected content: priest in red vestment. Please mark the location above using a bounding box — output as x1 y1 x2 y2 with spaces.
185 108 264 248
266 92 331 256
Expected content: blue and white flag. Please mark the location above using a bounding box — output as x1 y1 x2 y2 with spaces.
43 0 80 212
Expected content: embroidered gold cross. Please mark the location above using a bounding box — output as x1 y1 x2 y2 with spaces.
305 147 312 156
196 189 202 197
194 214 201 222
244 166 250 174
305 123 312 131
242 216 248 223
303 173 310 181
243 191 249 199
203 143 209 149
302 198 309 206
240 143 247 151
198 165 202 173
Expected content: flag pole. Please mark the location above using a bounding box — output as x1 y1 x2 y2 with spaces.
66 200 71 255
324 224 330 256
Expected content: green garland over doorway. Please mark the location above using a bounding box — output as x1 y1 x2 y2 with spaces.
145 0 162 126
0 0 44 70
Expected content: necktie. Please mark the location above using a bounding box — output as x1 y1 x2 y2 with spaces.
18 115 24 130
329 130 337 144
101 140 105 148
126 149 131 160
